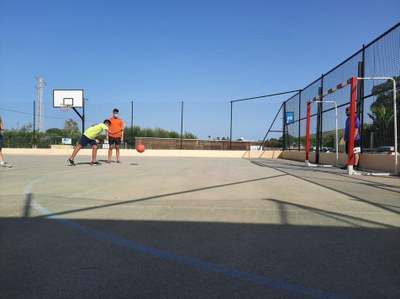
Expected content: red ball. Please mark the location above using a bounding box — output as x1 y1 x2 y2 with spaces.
136 144 145 153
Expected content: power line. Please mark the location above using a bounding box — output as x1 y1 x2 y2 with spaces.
0 107 71 120
0 107 32 115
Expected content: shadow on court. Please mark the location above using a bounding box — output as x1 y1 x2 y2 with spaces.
1 155 399 298
1 212 399 298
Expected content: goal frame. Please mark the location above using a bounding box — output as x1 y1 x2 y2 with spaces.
305 76 398 176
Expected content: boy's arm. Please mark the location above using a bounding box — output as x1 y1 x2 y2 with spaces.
120 120 124 140
354 127 359 138
106 128 123 135
354 117 360 139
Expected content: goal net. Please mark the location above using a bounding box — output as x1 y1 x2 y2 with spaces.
305 77 398 175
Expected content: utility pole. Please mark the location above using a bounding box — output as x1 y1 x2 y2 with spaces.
131 101 134 148
36 77 44 132
180 101 184 150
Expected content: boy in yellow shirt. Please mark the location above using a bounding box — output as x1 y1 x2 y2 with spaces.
67 119 122 166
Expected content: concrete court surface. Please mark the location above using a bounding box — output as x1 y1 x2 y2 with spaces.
0 154 399 299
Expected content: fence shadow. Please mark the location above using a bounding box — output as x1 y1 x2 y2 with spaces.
1 215 399 298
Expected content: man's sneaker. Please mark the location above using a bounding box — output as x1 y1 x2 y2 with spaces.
67 159 76 166
91 161 102 166
0 162 12 168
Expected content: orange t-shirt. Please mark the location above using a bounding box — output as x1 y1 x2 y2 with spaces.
108 117 124 138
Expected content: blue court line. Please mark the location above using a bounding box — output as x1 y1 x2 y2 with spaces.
31 200 351 299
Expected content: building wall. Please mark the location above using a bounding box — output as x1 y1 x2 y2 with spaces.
135 137 262 151
282 151 397 174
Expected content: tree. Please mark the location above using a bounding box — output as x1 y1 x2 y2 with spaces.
3 124 34 148
368 77 400 147
122 126 197 139
322 132 336 148
184 132 197 139
3 122 198 148
64 119 80 134
368 105 393 132
370 76 399 110
264 137 283 148
46 128 64 136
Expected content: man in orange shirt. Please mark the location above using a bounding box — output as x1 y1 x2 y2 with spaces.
106 108 124 163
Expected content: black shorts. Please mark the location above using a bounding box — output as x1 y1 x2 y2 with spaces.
79 135 97 147
0 135 3 149
108 137 121 145
345 140 361 154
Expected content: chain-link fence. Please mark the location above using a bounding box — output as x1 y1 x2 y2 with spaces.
283 23 400 160
1 24 398 151
0 98 282 149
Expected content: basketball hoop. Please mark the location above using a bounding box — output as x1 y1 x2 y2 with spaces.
61 104 72 112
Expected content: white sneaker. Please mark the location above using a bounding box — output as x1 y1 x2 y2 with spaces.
0 162 12 168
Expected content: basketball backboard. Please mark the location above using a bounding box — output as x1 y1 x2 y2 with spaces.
53 89 84 108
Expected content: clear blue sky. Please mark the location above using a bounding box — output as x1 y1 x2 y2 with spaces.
0 0 399 140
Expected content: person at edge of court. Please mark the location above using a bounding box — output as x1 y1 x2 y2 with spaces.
67 119 123 166
106 108 124 163
341 106 361 170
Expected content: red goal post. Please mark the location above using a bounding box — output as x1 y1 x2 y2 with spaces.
305 76 398 175
306 77 357 164
305 77 356 168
